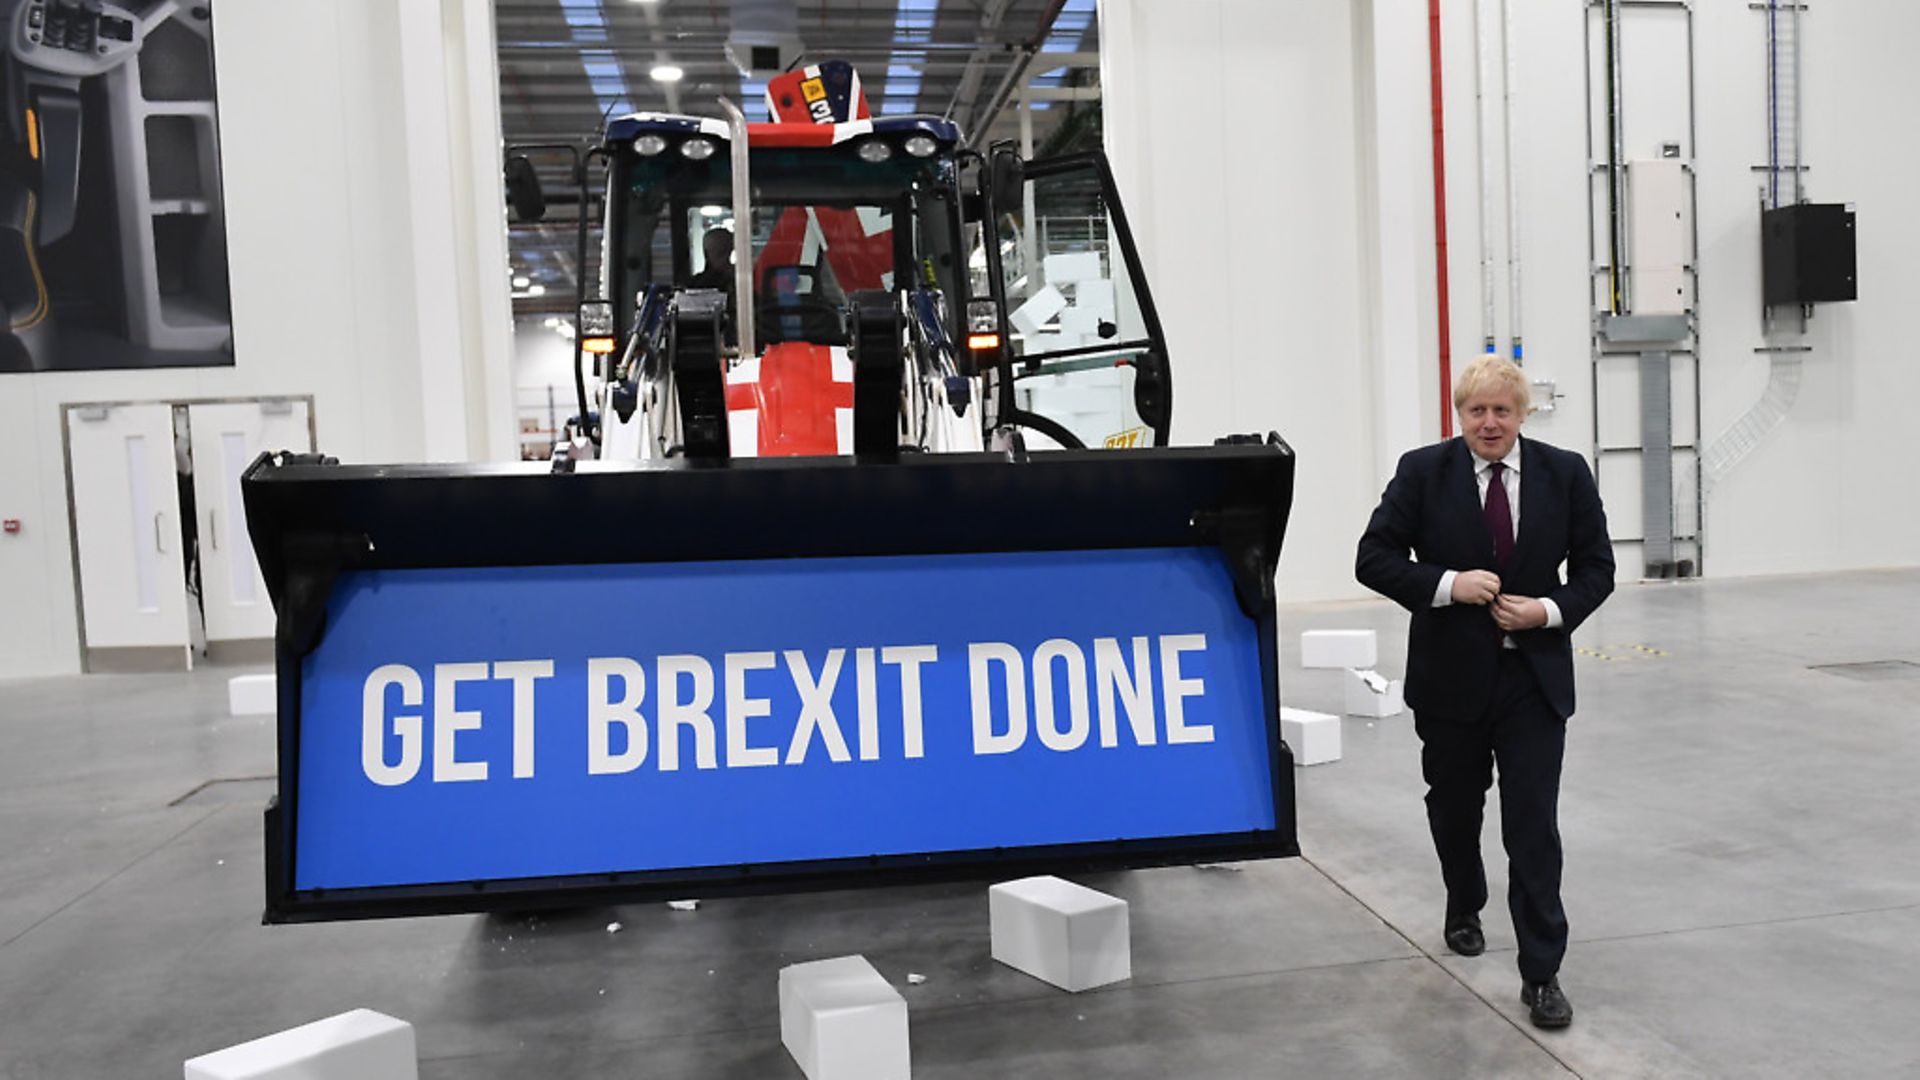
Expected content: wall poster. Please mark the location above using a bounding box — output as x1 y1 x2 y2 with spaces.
1 0 230 374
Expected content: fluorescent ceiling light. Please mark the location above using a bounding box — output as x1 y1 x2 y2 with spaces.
527 284 547 297
650 64 684 83
512 275 531 289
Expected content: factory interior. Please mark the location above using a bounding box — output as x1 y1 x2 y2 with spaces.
2 1 1917 1077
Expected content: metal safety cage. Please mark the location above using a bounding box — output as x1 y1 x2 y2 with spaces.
244 441 1298 923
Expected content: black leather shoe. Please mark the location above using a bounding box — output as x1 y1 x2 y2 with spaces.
1521 977 1573 1029
1443 914 1485 957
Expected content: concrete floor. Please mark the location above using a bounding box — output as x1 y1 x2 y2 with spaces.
3 569 1919 1078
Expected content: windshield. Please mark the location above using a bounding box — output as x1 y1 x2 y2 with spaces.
611 144 964 349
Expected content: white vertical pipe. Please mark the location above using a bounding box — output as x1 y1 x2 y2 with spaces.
1472 0 1498 353
720 97 755 357
1500 0 1523 360
1791 0 1803 204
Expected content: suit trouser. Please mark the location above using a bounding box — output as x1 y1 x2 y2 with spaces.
1414 649 1568 984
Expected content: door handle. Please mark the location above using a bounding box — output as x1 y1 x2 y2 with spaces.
153 512 165 554
208 508 218 551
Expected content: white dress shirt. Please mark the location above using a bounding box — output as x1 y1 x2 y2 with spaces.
1432 440 1564 638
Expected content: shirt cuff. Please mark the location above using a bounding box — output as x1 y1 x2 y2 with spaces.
1540 597 1564 629
1433 570 1456 608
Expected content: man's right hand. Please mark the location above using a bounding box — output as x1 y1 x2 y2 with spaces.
1450 569 1502 605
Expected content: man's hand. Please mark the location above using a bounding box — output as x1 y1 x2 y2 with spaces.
1450 570 1502 605
1492 593 1549 631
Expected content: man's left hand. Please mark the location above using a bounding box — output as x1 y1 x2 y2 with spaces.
1492 594 1549 631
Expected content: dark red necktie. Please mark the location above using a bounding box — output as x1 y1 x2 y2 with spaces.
1485 462 1515 570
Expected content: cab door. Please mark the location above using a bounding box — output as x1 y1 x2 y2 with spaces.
989 152 1172 449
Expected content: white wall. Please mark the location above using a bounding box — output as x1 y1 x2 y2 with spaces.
1101 0 1436 603
513 318 580 397
0 0 515 679
510 317 589 457
1690 2 1919 577
1102 0 1920 601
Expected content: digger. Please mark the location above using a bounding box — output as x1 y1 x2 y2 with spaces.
530 62 1173 465
242 62 1300 923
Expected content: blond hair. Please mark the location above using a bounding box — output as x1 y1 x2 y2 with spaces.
1452 355 1531 414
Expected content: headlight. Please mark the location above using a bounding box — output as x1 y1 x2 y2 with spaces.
967 299 999 333
680 137 717 160
578 299 617 355
856 140 893 164
579 300 615 338
903 135 938 158
633 134 669 156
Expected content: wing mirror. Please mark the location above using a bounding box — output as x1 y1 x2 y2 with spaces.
989 147 1025 218
504 154 546 223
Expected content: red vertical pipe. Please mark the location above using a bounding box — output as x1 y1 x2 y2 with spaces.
1427 0 1455 438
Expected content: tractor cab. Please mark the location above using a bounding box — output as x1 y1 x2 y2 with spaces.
583 61 1172 463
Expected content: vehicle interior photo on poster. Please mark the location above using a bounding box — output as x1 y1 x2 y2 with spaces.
242 61 1298 923
0 0 231 374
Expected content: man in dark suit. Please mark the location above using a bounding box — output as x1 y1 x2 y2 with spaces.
1356 356 1614 1030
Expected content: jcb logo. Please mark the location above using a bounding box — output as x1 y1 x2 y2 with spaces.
801 78 834 124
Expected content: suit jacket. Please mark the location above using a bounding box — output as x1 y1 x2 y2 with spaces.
1355 435 1614 721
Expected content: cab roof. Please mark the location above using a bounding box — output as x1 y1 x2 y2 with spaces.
603 112 963 152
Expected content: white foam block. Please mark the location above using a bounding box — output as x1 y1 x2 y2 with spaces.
1343 668 1405 718
1043 251 1103 285
1280 706 1342 765
779 955 910 1080
1059 306 1107 340
1300 629 1378 670
227 674 276 717
1008 284 1067 336
184 1009 416 1080
1071 279 1115 320
989 876 1130 992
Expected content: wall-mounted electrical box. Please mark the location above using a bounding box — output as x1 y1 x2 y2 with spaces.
1762 203 1856 306
1628 160 1691 316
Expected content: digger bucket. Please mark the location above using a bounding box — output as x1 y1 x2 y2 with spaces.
243 441 1298 922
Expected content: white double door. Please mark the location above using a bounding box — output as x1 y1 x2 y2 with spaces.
186 401 312 642
66 399 312 657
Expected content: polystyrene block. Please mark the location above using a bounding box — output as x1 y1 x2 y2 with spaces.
989 876 1130 992
1059 306 1107 340
1071 279 1115 319
1043 251 1103 285
227 674 276 717
1008 284 1067 336
778 955 910 1080
1280 706 1342 765
183 1009 416 1080
1343 668 1405 718
1300 629 1378 670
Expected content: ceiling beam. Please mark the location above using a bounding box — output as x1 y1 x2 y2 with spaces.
1017 85 1100 102
944 0 1018 129
972 0 1068 143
